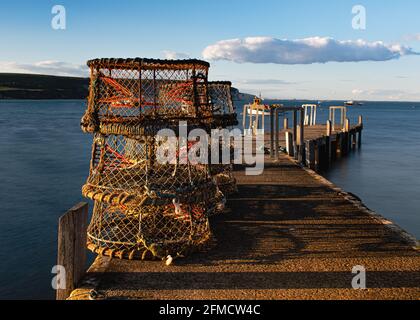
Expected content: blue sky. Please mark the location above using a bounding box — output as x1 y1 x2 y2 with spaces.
1 0 420 100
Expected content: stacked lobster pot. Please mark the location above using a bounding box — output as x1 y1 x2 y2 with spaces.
208 81 238 202
80 58 221 261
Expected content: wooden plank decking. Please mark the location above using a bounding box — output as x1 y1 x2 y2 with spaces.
69 154 419 300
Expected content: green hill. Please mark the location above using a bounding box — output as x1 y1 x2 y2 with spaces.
0 73 251 102
0 73 89 99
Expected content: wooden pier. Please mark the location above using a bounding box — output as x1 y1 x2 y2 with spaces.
66 154 419 300
267 105 363 172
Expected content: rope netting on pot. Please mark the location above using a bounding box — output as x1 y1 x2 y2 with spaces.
81 130 219 261
208 81 238 128
81 58 213 136
82 133 218 210
87 200 212 260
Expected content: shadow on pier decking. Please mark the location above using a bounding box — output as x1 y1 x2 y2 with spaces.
71 155 419 300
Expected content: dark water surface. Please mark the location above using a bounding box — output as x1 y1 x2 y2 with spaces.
0 100 419 299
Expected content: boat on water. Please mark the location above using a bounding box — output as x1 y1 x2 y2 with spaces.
345 100 364 106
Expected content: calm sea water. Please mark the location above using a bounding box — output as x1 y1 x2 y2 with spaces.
0 99 419 299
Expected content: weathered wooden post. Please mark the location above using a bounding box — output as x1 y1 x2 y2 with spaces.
345 118 350 155
307 140 315 169
336 132 342 159
299 108 305 163
286 131 293 156
274 108 280 159
56 202 88 300
315 138 321 171
326 120 332 167
358 115 363 148
270 107 274 159
293 110 298 160
284 117 289 130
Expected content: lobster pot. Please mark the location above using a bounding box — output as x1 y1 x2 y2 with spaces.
81 58 212 136
82 133 218 211
207 81 238 200
208 81 238 128
87 201 212 260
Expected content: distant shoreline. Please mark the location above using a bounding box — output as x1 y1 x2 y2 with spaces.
0 73 88 99
1 73 420 103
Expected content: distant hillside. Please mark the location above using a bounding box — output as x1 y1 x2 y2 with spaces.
0 73 254 101
0 73 89 99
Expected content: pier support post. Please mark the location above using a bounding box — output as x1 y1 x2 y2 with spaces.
358 115 363 148
285 131 293 156
270 107 274 158
326 120 332 167
274 108 280 159
315 138 321 171
56 202 88 300
345 118 350 155
307 140 315 169
284 118 289 130
336 133 342 159
299 108 305 164
293 110 298 160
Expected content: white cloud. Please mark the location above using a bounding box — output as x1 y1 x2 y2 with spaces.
202 36 419 64
162 50 190 60
0 60 88 77
351 88 418 100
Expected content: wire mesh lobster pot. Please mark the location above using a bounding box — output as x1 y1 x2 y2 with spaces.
81 58 213 136
208 81 238 200
87 200 212 260
82 130 218 260
80 58 240 260
208 81 238 128
82 133 218 210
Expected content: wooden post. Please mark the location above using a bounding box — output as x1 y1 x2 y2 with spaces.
344 118 350 154
315 139 321 171
286 131 293 156
274 108 280 159
284 118 289 130
293 110 298 160
261 106 265 133
326 120 332 167
254 106 259 135
300 108 305 163
329 108 335 131
56 202 88 300
352 132 357 149
336 132 342 159
358 115 363 148
242 105 247 131
270 107 274 158
307 140 315 169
